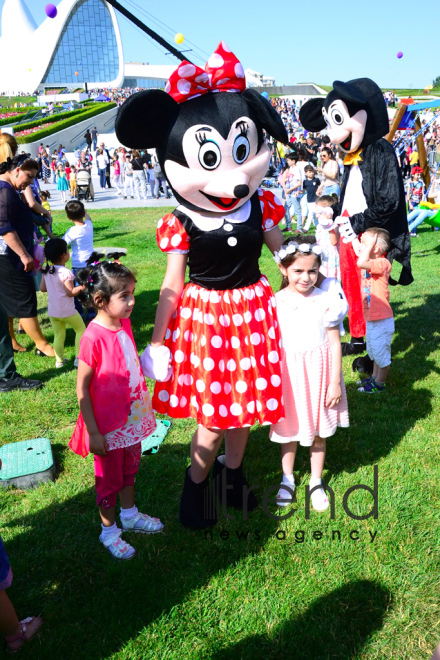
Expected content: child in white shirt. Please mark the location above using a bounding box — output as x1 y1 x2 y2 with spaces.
40 239 85 368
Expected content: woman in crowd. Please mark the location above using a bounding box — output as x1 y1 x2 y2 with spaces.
0 155 54 357
316 147 340 197
40 148 51 184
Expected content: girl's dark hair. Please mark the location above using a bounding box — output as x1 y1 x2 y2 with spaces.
321 146 335 160
42 238 68 274
278 234 321 290
40 190 50 200
0 154 39 175
316 194 336 206
76 259 136 308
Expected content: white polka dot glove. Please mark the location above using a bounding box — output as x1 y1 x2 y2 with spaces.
334 215 357 244
140 345 173 382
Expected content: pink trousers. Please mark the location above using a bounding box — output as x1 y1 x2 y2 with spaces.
94 443 141 509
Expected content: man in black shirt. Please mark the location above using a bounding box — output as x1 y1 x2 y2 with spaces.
304 136 318 165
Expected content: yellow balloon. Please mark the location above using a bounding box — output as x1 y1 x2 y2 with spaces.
28 69 31 72
174 33 184 45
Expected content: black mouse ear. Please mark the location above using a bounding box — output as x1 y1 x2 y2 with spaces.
299 98 326 132
241 88 288 143
115 90 179 149
332 80 367 107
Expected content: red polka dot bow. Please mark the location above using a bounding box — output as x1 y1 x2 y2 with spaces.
165 41 246 103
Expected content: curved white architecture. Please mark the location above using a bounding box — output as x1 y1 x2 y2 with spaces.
0 0 124 93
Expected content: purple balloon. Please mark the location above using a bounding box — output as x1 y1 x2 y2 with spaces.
45 3 57 19
397 51 403 59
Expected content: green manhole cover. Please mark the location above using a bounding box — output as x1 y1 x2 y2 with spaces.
0 438 54 486
141 420 171 455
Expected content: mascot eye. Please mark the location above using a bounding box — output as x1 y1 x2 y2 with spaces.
330 109 344 126
198 140 221 170
233 135 250 164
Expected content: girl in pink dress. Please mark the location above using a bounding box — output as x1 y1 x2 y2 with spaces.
270 235 349 511
69 261 163 560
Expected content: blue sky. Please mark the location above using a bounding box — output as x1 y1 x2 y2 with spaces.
2 0 439 90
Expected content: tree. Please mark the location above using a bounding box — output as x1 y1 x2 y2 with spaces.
433 76 440 88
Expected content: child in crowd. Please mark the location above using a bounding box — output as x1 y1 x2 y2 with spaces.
123 154 134 199
314 195 340 280
56 163 69 203
63 200 94 319
406 167 425 236
51 155 57 183
69 261 163 559
64 160 71 182
112 155 122 194
270 235 349 510
40 190 51 213
40 239 86 368
356 228 394 393
69 165 77 198
301 164 320 230
0 507 42 652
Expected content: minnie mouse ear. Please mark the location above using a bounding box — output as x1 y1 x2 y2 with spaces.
115 90 180 149
299 98 326 132
241 89 288 143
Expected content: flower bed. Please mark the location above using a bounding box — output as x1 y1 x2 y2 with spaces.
0 112 21 120
15 123 53 138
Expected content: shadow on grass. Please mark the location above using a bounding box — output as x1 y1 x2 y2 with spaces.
210 580 391 660
3 451 283 660
320 292 440 478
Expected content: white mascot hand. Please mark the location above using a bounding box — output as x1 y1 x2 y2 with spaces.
335 215 357 244
140 344 172 382
319 277 349 329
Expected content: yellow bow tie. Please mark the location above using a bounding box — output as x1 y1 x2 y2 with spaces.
343 148 363 166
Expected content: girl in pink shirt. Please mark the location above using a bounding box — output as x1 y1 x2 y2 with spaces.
40 239 86 368
69 261 163 560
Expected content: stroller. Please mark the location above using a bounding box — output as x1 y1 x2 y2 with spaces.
76 168 92 201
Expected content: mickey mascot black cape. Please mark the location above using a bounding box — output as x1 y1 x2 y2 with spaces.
300 78 412 362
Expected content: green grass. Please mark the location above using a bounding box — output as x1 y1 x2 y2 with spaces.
1 208 440 659
0 96 36 108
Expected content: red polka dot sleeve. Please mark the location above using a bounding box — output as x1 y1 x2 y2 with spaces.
258 188 285 231
156 213 190 253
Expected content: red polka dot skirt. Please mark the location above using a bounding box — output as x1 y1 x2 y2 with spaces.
153 276 285 429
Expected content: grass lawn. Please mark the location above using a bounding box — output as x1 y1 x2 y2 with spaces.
0 96 36 108
1 207 440 659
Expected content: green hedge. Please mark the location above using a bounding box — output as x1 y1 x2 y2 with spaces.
16 103 117 144
13 108 90 132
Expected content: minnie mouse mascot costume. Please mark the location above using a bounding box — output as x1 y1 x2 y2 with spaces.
116 43 344 529
116 43 289 529
300 78 412 362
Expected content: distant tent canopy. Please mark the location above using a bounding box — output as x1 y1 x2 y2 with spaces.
94 94 111 101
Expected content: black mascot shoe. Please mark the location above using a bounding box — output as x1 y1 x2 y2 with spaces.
212 455 258 514
352 355 374 375
341 338 366 357
179 467 217 530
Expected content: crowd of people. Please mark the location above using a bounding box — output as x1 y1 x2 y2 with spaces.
1 84 440 652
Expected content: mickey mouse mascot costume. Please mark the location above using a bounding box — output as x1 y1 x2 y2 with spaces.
300 78 412 359
116 43 294 529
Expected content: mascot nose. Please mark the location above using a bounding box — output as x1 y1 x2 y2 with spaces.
234 184 250 199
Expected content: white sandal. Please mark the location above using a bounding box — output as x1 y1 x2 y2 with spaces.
121 512 164 534
276 483 295 507
99 530 136 560
310 485 329 511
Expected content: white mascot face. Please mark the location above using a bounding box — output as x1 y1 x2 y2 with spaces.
164 116 270 213
322 100 367 153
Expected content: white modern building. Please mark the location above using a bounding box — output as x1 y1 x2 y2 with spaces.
0 0 277 94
